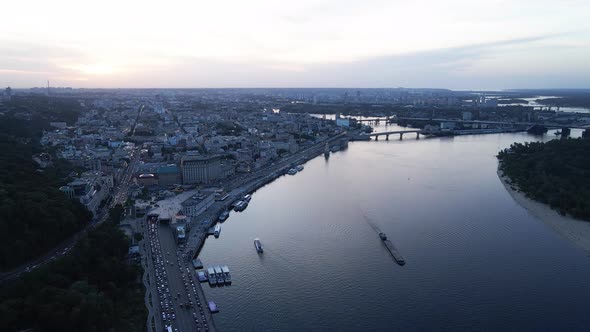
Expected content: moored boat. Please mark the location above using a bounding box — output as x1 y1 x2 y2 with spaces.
208 301 219 313
214 265 225 284
218 210 229 222
207 267 217 286
222 265 231 284
234 200 248 212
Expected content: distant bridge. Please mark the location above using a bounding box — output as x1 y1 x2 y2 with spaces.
367 130 422 140
394 117 590 130
346 116 394 123
343 116 589 131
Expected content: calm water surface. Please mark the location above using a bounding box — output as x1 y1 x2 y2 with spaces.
499 95 590 113
199 124 590 331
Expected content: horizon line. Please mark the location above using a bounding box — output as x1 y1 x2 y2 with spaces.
7 86 590 91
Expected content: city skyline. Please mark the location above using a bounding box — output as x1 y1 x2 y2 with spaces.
3 1 590 331
1 0 590 89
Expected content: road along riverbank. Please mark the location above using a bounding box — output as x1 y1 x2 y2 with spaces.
146 131 349 329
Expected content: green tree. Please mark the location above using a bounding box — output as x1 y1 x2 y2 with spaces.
109 204 125 225
498 138 590 221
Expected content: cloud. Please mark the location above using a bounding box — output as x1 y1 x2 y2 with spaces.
0 41 91 86
1 31 589 89
263 34 585 88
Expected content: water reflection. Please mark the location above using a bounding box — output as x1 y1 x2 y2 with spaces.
199 124 590 331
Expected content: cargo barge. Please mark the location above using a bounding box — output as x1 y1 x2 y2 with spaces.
379 232 405 265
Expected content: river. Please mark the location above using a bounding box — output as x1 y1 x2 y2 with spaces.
499 95 590 113
198 123 590 331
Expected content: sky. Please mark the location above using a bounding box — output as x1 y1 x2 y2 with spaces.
1 0 589 89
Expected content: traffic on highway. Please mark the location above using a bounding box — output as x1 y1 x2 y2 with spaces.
146 215 213 332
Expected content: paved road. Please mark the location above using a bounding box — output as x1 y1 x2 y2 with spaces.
138 218 163 332
145 213 215 332
162 226 215 331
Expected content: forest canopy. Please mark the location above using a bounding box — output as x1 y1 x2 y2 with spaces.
497 138 590 221
0 97 91 270
0 218 146 331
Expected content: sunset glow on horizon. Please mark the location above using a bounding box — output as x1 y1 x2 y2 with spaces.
1 0 589 89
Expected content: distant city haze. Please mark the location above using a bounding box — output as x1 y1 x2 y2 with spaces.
1 0 589 89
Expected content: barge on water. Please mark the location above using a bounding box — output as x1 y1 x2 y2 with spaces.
207 267 217 286
222 265 232 284
214 265 225 284
379 232 405 265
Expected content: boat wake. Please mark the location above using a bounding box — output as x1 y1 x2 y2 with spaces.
360 208 406 265
258 243 302 275
360 209 382 234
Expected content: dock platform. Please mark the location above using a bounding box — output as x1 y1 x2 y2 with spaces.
197 270 208 282
192 258 203 269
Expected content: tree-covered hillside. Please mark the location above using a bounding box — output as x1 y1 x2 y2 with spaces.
0 217 146 331
0 97 91 270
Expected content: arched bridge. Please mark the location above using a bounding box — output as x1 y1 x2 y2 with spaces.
367 130 423 140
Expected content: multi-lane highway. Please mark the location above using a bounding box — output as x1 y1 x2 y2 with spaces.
144 215 215 332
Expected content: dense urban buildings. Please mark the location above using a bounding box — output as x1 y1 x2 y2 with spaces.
181 155 235 185
1 87 590 332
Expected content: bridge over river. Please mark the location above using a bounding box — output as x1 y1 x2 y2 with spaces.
367 130 422 140
395 117 590 130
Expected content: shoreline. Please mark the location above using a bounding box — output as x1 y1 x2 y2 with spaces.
178 132 347 327
497 166 590 255
190 131 348 256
